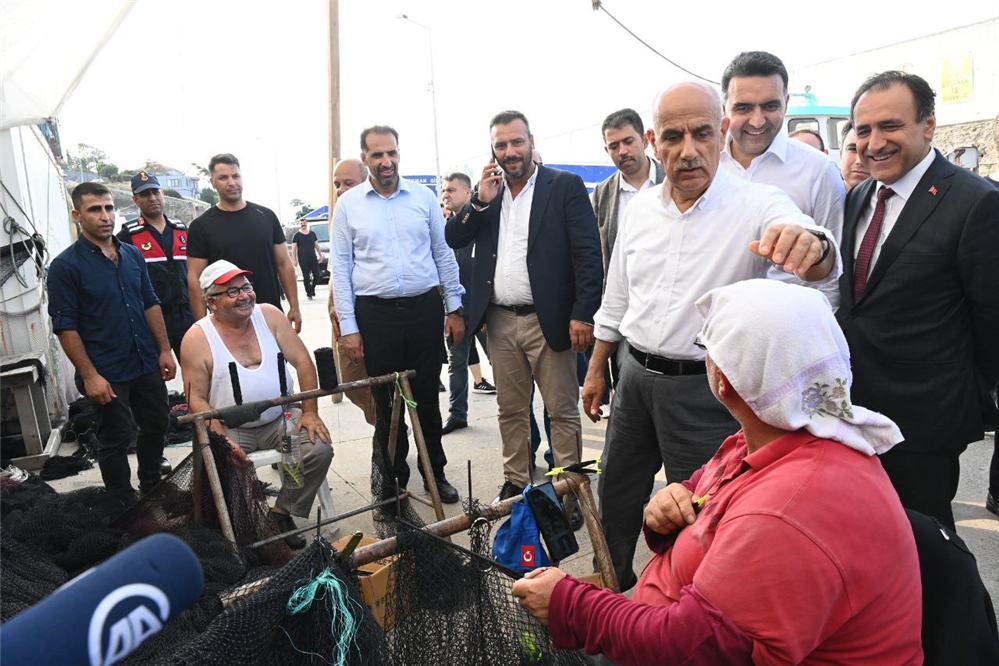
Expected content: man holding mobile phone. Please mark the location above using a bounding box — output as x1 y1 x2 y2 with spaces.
445 111 602 518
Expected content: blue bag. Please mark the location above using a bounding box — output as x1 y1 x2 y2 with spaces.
492 486 552 573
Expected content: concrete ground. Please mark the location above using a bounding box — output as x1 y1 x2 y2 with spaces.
50 280 999 612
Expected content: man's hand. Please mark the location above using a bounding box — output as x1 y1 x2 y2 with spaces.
569 320 594 353
580 365 606 423
297 411 331 445
445 313 465 346
83 372 116 405
287 306 302 334
749 224 825 277
159 351 177 381
476 162 504 205
341 332 364 363
645 483 697 535
512 567 569 626
330 306 342 340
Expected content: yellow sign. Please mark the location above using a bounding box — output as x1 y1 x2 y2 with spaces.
941 53 973 104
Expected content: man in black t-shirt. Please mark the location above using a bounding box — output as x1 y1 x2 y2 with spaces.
292 219 323 300
186 153 302 332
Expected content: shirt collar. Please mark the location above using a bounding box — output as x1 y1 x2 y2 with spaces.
723 130 788 166
743 430 821 472
361 174 412 200
78 233 121 253
875 147 936 203
618 157 657 193
658 163 730 215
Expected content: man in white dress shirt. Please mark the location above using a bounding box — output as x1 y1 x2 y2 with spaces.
719 51 846 305
581 81 840 590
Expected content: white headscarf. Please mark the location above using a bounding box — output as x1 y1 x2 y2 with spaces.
695 279 902 456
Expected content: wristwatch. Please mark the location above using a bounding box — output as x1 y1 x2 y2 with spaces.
808 230 831 267
448 307 465 317
470 193 489 209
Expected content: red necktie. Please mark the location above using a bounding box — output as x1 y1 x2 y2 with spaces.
853 186 895 301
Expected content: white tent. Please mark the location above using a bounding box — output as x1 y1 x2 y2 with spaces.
1 0 133 451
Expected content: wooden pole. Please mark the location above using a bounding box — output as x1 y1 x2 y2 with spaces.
399 374 446 523
177 371 415 426
327 0 344 404
192 418 237 544
348 472 618 594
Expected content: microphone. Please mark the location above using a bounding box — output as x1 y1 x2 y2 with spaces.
0 533 204 666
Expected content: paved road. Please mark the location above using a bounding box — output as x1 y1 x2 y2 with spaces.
51 281 999 612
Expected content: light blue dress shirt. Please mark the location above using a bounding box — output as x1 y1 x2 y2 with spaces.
332 176 464 336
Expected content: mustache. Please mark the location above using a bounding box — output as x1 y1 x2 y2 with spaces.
673 158 705 171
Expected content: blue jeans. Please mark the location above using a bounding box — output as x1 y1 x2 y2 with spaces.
447 332 473 421
529 383 554 468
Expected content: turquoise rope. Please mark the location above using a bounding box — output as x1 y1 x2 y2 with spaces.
281 568 361 665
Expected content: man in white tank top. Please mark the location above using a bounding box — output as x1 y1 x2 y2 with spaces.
181 260 333 548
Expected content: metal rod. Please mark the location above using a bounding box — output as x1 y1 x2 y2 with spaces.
193 418 237 543
399 374 446 524
407 493 435 508
178 370 417 425
248 493 410 549
467 459 472 502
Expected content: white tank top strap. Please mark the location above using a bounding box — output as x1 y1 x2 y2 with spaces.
195 306 294 428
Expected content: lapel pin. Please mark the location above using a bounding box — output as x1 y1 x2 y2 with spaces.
928 186 937 196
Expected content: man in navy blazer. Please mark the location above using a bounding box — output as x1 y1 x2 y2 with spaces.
838 71 999 530
446 110 602 505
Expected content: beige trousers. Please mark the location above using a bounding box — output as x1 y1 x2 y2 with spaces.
228 408 334 518
486 305 581 487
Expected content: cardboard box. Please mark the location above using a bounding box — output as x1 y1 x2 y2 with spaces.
576 573 608 589
333 535 397 629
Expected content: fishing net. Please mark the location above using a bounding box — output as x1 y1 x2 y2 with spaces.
145 539 390 666
383 517 588 666
113 429 293 566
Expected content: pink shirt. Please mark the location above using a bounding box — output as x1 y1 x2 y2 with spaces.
551 431 923 665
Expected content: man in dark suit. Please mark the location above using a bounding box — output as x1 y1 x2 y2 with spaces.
838 71 999 530
446 110 602 504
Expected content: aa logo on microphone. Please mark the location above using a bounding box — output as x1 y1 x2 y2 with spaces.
87 583 170 666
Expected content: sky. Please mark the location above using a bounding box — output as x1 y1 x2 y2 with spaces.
54 0 999 221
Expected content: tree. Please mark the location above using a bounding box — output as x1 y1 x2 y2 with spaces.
98 163 119 181
190 162 210 178
199 188 219 205
290 199 312 218
163 188 182 199
66 143 112 176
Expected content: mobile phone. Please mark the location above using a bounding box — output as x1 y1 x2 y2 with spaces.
490 148 504 177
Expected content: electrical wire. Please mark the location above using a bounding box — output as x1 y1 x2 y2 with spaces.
593 1 720 85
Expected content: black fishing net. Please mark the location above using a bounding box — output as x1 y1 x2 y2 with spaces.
383 520 588 666
143 539 390 666
113 429 293 567
369 434 425 539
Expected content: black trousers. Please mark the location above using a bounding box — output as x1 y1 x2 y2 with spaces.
300 257 321 298
76 370 168 493
164 305 194 362
356 289 447 491
879 447 962 531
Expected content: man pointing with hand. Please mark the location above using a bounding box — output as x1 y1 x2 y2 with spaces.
584 81 840 591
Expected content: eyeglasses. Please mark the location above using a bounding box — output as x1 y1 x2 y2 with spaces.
211 283 254 299
693 335 707 351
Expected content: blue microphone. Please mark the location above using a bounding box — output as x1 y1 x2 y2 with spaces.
1 533 204 666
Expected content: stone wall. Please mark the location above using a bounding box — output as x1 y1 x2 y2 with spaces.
934 119 998 177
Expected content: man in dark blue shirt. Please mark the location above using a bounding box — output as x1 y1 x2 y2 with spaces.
48 182 176 495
